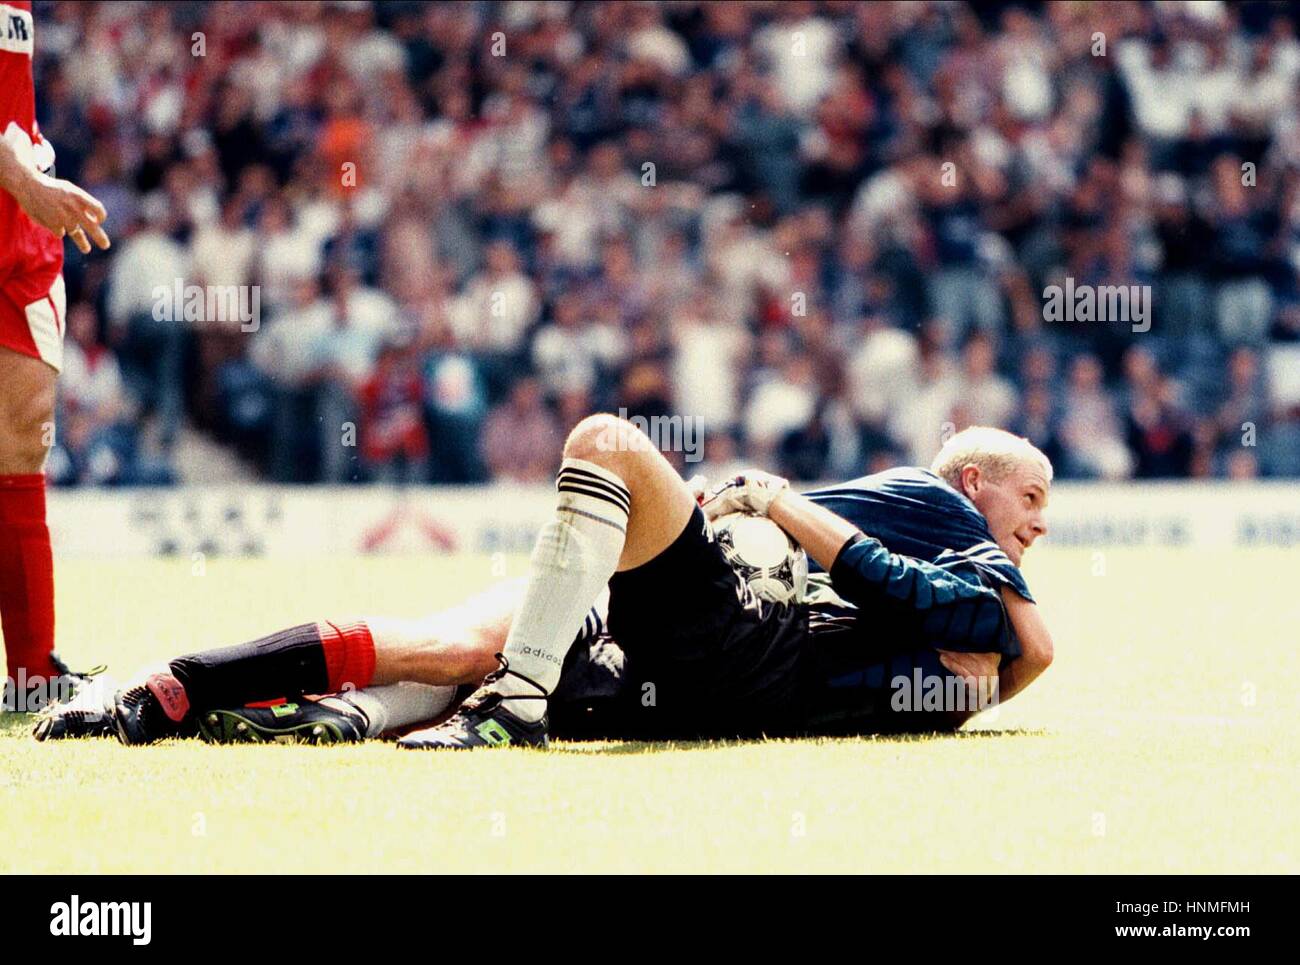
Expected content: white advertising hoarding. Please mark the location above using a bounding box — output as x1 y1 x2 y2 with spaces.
45 482 1300 560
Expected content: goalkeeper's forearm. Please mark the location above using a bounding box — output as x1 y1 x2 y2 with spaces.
767 489 860 572
996 586 1054 703
771 489 1010 652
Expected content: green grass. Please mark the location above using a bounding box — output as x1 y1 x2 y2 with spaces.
2 548 1297 873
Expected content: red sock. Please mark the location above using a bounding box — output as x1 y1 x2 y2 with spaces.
316 620 376 692
0 474 58 681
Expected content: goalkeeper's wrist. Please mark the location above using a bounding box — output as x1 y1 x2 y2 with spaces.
759 482 792 518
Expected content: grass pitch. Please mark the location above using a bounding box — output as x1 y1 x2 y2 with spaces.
2 547 1297 874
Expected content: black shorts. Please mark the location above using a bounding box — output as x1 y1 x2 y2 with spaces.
550 506 811 740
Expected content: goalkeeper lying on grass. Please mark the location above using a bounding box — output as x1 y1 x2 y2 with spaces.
36 422 1053 746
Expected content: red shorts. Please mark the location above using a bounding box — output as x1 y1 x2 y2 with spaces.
0 260 65 373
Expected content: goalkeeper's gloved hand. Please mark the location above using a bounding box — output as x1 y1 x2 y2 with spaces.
699 469 790 520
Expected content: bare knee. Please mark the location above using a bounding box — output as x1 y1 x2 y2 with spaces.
0 368 56 474
564 413 652 475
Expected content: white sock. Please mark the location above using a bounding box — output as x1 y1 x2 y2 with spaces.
494 458 629 720
330 683 456 737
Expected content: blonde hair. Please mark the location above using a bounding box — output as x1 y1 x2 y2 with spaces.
930 426 1054 491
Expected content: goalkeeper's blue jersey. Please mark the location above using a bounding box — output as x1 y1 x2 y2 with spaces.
804 466 1033 603
796 467 1035 732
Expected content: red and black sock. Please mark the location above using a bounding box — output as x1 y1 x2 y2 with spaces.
166 620 376 716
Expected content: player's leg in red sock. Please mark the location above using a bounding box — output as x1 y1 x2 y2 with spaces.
142 578 540 722
110 579 611 744
162 620 380 721
0 346 60 689
115 620 382 743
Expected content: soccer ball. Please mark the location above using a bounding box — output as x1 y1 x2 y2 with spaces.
711 512 808 606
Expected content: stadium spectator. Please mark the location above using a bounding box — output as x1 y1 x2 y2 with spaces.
1124 372 1196 479
358 338 428 484
1208 155 1276 344
50 304 172 486
957 333 1019 428
423 317 489 484
1060 354 1133 480
532 291 626 401
249 275 333 482
670 292 749 438
105 195 188 453
1214 347 1267 460
745 349 818 464
480 377 561 483
449 239 539 396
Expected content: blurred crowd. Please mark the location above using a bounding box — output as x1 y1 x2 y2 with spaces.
33 0 1300 486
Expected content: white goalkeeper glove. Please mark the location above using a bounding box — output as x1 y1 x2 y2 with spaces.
699 469 790 520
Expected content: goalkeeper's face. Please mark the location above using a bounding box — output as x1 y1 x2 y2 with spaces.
964 460 1050 566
